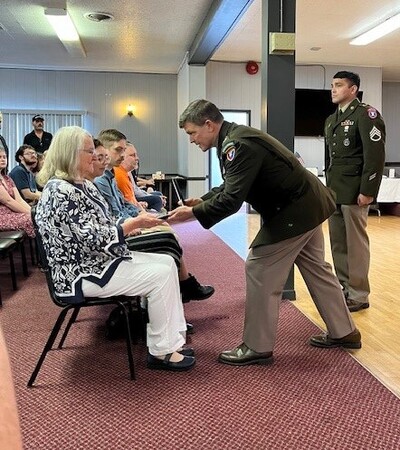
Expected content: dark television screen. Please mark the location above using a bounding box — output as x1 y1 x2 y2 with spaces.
295 89 363 137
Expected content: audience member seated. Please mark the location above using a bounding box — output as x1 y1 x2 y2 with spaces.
114 142 166 212
92 137 214 303
9 145 41 204
113 142 165 212
0 146 34 237
134 165 156 190
35 126 195 371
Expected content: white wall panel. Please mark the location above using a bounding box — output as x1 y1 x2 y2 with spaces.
206 61 261 128
382 82 400 163
0 68 178 174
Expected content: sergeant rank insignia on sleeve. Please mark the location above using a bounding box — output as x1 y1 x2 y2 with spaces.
369 126 382 142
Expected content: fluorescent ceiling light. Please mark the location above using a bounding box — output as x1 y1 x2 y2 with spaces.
45 8 86 57
350 12 400 45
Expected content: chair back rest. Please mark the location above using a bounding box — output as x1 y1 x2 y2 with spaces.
31 206 70 307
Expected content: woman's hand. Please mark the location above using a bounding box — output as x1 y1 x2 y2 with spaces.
123 212 168 235
126 229 142 237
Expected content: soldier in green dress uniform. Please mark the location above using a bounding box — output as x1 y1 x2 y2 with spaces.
325 71 386 312
168 99 360 367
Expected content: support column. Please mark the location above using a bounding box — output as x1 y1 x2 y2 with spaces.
261 0 296 300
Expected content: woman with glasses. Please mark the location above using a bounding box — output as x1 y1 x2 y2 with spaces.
0 146 35 237
36 126 195 372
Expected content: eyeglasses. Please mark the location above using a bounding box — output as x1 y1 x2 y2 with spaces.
23 151 37 156
97 154 110 162
81 149 96 156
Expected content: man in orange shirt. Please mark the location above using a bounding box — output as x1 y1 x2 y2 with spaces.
114 142 165 212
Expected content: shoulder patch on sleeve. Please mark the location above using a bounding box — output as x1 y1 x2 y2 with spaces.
367 107 378 119
222 140 236 154
222 141 238 162
226 147 236 162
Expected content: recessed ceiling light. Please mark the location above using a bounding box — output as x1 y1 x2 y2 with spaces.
84 12 114 22
310 47 321 51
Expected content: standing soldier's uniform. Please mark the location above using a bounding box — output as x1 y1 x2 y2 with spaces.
324 98 386 310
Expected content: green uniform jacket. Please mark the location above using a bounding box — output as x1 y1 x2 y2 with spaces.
193 121 336 247
324 99 386 204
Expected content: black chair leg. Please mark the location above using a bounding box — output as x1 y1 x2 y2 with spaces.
20 240 29 277
136 297 147 340
8 251 17 291
118 301 136 380
27 306 72 387
28 237 36 266
58 307 80 349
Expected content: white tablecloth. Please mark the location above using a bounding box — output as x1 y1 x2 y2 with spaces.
317 176 400 203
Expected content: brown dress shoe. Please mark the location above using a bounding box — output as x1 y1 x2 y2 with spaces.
310 329 361 349
346 298 370 312
218 343 273 366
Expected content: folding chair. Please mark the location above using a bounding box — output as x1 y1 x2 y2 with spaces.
0 238 18 306
28 209 142 387
0 230 29 276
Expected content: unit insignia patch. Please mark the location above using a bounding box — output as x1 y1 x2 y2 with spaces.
367 107 378 119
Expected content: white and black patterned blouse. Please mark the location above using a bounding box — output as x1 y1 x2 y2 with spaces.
36 178 131 303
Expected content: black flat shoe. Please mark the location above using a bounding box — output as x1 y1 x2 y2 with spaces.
147 353 195 371
178 347 195 357
186 322 194 334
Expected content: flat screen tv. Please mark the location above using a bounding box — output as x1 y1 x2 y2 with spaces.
295 89 363 137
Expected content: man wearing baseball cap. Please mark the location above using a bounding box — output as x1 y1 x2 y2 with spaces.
23 115 53 154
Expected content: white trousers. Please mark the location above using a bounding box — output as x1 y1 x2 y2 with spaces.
82 252 187 356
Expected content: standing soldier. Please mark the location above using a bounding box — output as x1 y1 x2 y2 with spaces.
325 71 386 312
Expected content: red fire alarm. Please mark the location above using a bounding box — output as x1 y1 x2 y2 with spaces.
246 61 259 75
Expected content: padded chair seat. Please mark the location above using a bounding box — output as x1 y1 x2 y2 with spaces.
0 230 29 276
0 230 27 240
0 238 19 305
0 238 18 252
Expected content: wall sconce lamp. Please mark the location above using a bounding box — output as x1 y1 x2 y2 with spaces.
127 104 135 117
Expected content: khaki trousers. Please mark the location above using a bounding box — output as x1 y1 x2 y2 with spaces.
328 204 370 304
243 225 355 353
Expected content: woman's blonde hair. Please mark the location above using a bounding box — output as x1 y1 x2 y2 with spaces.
36 126 92 186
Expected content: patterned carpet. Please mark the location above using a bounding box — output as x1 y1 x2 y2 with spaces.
1 221 400 449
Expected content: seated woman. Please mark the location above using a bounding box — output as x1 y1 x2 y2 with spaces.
0 146 34 237
35 126 195 372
